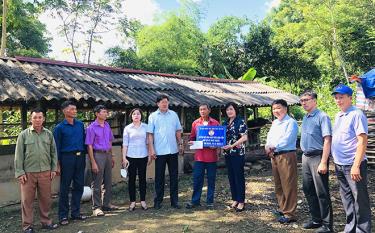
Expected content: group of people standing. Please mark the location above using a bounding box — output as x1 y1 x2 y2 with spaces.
265 85 371 233
14 85 372 233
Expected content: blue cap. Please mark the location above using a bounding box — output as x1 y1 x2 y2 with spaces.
332 84 353 96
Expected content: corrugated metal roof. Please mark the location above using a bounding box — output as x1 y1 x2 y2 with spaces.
0 57 299 108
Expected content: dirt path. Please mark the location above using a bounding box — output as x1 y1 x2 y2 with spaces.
1 161 374 233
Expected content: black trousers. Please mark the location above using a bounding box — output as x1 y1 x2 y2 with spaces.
154 153 179 206
302 154 333 228
127 157 148 202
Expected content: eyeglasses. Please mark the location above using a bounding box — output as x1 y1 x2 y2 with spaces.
299 98 313 103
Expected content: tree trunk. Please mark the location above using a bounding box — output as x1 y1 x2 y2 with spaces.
0 0 7 56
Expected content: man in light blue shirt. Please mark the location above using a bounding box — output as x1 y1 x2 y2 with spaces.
265 99 298 224
300 90 333 233
331 84 371 233
147 94 183 209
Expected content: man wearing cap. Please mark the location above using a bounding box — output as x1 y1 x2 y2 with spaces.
331 84 371 233
54 101 87 225
300 90 333 233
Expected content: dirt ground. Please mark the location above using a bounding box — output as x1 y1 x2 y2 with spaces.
1 160 374 233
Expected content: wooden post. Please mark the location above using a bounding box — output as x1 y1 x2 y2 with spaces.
243 106 248 121
180 107 185 131
21 104 28 130
55 108 59 124
253 107 258 119
219 107 222 123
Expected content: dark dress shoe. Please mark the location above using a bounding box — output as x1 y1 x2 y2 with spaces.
185 202 200 209
235 205 246 212
154 203 162 210
171 204 181 209
23 227 34 233
278 216 297 224
272 210 284 217
41 223 58 230
206 203 214 209
303 221 322 229
315 225 332 233
71 215 87 221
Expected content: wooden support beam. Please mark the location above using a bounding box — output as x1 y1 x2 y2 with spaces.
180 107 185 131
219 107 222 123
21 104 27 130
243 106 248 121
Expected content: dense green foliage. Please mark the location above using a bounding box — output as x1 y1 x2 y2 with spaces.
0 0 50 57
106 0 374 119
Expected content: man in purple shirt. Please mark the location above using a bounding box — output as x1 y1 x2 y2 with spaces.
86 105 118 217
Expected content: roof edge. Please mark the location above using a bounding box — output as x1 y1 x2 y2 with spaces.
12 56 255 84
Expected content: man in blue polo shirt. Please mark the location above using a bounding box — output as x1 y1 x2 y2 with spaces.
54 101 87 225
300 90 333 233
331 84 371 233
147 94 183 209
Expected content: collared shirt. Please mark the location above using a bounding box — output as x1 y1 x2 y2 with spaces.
14 126 58 178
189 117 220 162
123 123 148 158
53 119 85 160
222 117 248 156
147 109 182 156
332 106 368 165
266 114 298 152
300 109 332 153
85 120 114 151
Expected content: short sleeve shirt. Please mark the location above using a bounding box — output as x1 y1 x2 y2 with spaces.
147 109 182 155
331 106 368 165
189 117 220 162
300 109 332 153
85 120 114 151
123 123 148 158
223 117 248 156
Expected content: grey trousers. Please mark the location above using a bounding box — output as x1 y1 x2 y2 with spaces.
302 154 333 229
335 161 371 233
91 152 112 209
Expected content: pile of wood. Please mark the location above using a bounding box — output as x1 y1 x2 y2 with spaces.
366 111 375 165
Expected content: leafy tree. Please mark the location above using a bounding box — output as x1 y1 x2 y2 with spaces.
200 16 250 78
135 13 204 74
269 0 375 86
105 18 144 69
44 0 121 64
0 0 50 57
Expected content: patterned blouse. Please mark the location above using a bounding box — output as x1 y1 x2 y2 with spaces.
223 117 248 156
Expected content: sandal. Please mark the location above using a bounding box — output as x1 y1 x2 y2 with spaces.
230 202 238 209
93 208 105 217
59 217 69 226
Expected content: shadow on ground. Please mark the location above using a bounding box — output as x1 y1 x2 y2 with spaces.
1 160 374 233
